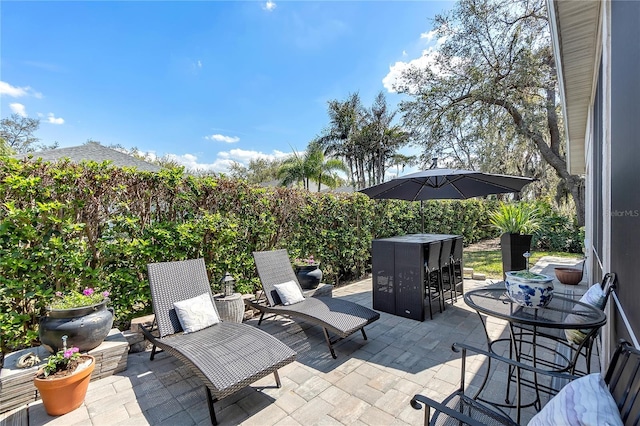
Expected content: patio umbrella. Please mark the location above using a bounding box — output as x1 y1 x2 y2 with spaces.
359 168 535 232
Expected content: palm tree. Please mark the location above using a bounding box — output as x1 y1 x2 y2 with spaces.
277 142 348 191
306 141 348 192
277 151 307 188
317 93 364 187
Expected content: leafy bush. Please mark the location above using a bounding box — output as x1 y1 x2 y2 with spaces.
532 202 583 253
0 158 507 352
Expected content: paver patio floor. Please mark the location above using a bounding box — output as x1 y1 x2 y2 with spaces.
26 256 590 426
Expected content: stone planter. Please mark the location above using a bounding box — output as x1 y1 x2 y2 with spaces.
39 300 114 353
295 264 323 290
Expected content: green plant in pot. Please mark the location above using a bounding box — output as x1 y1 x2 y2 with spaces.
39 287 114 353
489 203 540 279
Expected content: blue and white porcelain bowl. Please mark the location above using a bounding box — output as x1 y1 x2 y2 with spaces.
505 271 554 308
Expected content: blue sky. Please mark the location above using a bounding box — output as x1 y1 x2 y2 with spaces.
1 1 453 173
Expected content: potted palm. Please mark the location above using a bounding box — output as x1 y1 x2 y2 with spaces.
39 287 114 353
489 203 540 279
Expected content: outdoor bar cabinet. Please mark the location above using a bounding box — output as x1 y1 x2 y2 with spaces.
372 233 462 321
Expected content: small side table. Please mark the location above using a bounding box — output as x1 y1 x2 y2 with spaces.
214 293 244 323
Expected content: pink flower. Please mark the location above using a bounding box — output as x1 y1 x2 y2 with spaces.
83 288 94 296
63 347 79 358
55 291 62 297
102 291 110 298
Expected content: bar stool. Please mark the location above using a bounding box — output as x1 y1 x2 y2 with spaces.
439 238 454 308
424 240 443 319
450 236 464 302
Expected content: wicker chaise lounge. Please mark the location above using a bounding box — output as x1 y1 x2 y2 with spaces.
140 258 296 425
248 249 380 359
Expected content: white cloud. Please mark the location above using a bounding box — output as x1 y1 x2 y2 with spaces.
219 148 289 164
10 103 27 117
0 81 42 98
382 48 443 93
46 113 64 125
205 134 240 143
382 26 455 94
165 148 290 173
263 1 276 12
197 60 202 68
420 30 437 42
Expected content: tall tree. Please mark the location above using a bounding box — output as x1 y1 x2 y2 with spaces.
319 92 410 189
0 114 41 153
394 0 584 224
228 158 283 183
319 93 364 187
363 92 410 185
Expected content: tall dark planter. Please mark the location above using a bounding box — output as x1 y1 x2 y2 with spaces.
295 265 323 290
500 233 533 279
39 300 114 353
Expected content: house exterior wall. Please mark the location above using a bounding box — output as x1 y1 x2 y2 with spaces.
582 0 640 364
608 0 640 350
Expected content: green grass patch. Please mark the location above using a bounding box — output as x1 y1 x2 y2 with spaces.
463 250 580 280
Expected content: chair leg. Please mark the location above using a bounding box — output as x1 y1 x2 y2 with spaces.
322 328 337 359
258 312 265 326
438 270 446 311
150 345 157 361
274 370 282 388
448 265 455 305
205 387 218 425
424 273 433 320
361 327 368 340
585 338 595 374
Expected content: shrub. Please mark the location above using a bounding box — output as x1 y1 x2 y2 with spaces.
0 158 513 352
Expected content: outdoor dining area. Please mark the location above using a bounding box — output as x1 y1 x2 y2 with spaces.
6 253 632 426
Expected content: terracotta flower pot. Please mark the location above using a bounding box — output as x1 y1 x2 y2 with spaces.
555 267 584 285
34 355 95 416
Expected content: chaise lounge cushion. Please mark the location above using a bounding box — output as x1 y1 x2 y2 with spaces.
173 292 220 333
274 280 305 306
528 373 622 426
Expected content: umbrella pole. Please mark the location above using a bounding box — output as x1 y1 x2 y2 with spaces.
421 200 424 234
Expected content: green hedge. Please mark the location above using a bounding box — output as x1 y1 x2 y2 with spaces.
0 158 499 352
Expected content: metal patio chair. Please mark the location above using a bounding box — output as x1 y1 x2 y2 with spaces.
411 339 640 425
514 272 617 376
139 258 297 425
247 249 380 359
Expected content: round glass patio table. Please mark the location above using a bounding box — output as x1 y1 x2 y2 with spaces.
464 287 606 423
464 287 606 329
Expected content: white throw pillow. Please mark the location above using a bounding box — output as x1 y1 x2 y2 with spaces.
580 283 607 310
173 293 220 333
565 284 608 344
274 280 305 306
528 373 622 426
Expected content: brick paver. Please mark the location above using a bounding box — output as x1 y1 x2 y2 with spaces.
23 256 588 425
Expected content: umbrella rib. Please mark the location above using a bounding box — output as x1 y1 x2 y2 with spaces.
464 174 530 191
